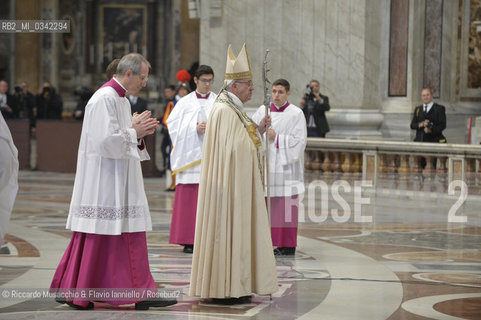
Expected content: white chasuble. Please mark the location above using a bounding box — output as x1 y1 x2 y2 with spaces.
189 90 278 298
66 86 152 235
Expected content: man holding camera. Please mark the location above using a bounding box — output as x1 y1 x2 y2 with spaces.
36 82 63 120
300 79 330 137
410 87 446 143
15 82 36 126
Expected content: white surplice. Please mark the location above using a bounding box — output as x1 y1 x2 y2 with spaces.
252 103 307 197
0 113 18 243
66 86 152 235
166 91 216 184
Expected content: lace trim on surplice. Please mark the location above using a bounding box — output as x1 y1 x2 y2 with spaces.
120 128 132 153
71 205 145 220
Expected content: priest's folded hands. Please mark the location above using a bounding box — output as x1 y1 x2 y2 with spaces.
196 121 207 134
132 110 159 138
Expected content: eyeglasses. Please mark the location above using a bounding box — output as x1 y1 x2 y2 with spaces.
135 73 148 83
236 80 254 87
198 78 213 83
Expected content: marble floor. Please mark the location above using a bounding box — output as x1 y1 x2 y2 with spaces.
0 170 480 319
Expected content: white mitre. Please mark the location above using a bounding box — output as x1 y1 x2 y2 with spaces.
224 43 252 80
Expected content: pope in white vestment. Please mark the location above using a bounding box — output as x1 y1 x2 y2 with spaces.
166 65 217 251
252 79 307 255
189 44 278 301
0 112 19 245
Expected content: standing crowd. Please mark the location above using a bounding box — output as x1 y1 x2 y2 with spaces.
0 80 64 126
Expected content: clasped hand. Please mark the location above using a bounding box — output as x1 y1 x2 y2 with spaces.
419 119 432 133
132 110 159 139
258 115 276 141
197 121 207 134
0 104 12 113
258 115 271 135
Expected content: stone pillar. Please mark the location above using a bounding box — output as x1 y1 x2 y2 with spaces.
198 0 384 138
39 0 59 88
14 0 41 93
0 1 14 86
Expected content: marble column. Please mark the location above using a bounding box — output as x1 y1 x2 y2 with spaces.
14 0 41 93
39 0 59 89
388 0 409 97
423 0 443 97
199 0 384 137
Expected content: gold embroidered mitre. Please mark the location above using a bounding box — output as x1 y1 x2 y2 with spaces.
224 43 252 80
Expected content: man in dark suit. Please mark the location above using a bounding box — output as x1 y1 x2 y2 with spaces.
0 80 18 119
36 84 63 120
128 94 148 115
410 87 446 143
15 81 36 127
300 80 330 137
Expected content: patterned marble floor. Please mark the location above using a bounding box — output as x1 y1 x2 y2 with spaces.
0 171 480 319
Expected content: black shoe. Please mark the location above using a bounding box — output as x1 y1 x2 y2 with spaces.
273 248 283 256
281 247 296 255
55 296 67 304
135 299 177 310
183 245 193 253
66 301 94 310
238 295 252 304
274 247 296 256
210 295 251 305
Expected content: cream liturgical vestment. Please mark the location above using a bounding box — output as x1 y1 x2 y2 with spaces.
252 103 307 196
0 113 18 243
189 90 278 298
66 81 152 235
166 90 216 183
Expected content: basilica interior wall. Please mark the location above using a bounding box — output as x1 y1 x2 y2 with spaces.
0 1 13 85
380 0 481 143
200 0 376 110
198 0 480 143
9 0 199 112
5 0 481 143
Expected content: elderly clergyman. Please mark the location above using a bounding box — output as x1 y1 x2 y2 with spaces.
189 44 278 304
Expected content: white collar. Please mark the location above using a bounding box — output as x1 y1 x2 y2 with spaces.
423 101 434 112
113 77 127 91
227 91 243 111
196 90 210 98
